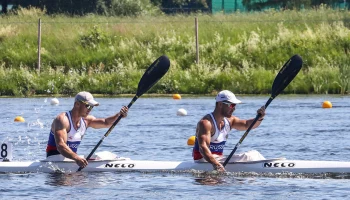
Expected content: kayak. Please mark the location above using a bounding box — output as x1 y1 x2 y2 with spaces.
1 154 350 174
2 143 350 174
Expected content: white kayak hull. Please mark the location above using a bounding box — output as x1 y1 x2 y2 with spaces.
2 158 350 174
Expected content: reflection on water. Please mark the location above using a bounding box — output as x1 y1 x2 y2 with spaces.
190 170 350 183
45 172 89 186
192 171 228 185
45 172 126 187
194 176 227 185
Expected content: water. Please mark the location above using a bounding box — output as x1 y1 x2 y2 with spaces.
1 95 350 199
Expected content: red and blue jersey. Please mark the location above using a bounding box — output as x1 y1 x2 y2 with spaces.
193 113 231 160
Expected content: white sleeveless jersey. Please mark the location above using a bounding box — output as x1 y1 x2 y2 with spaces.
65 111 87 152
208 113 230 153
46 111 87 153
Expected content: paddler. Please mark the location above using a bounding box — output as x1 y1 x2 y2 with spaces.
46 91 128 168
192 90 266 172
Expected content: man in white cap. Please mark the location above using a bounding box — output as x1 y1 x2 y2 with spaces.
46 91 128 168
192 90 266 172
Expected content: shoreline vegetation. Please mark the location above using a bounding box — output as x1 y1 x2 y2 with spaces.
0 6 350 96
0 93 338 99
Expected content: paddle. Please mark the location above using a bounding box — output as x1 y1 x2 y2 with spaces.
223 54 303 167
77 55 170 171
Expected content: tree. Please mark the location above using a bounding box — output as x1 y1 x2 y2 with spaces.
160 0 210 14
1 0 9 14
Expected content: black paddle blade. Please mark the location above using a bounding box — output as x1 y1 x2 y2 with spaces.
136 55 170 97
271 54 303 98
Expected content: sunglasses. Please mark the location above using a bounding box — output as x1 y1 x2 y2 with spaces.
79 100 94 111
222 101 236 109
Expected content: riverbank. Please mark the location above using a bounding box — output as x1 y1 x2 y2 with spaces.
0 6 349 96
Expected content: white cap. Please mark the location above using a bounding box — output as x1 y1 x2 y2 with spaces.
75 91 99 106
215 90 242 104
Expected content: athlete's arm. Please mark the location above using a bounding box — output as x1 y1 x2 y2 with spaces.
230 106 266 130
87 106 128 129
52 113 88 168
197 119 225 172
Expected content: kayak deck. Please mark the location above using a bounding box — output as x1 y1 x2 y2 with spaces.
2 158 350 174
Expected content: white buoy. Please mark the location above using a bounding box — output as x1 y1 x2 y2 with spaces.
177 108 187 116
50 98 59 105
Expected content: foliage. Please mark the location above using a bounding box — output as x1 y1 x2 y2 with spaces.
97 0 162 16
7 0 160 16
80 26 111 49
0 7 350 95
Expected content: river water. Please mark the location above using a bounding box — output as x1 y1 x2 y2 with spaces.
1 95 350 199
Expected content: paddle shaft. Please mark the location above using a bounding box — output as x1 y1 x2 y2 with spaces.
77 96 138 171
77 55 170 172
223 97 273 167
222 54 303 167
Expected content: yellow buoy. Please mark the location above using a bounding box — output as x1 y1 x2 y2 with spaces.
187 136 196 146
173 94 181 100
322 101 332 108
14 116 25 122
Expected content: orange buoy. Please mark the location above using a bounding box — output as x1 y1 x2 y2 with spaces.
14 116 25 122
322 101 332 108
173 94 181 100
187 136 196 146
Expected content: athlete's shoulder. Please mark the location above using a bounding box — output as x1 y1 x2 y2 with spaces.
201 113 212 121
55 112 68 121
52 112 70 131
197 114 213 130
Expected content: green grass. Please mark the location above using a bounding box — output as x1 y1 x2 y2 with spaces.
0 6 349 96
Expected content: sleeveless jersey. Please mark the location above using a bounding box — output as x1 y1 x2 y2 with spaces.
46 111 87 153
192 113 231 160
